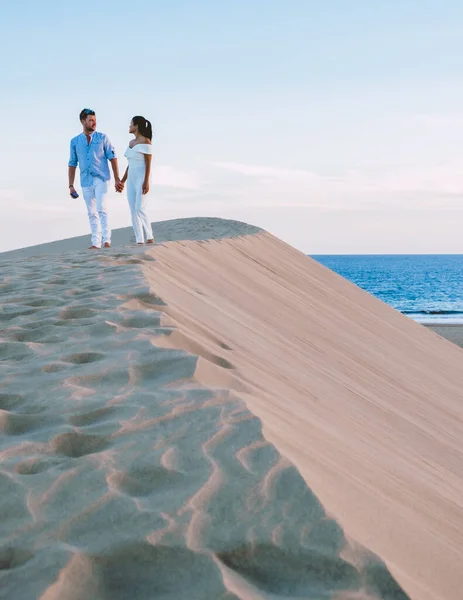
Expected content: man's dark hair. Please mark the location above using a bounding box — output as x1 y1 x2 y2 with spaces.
80 108 96 122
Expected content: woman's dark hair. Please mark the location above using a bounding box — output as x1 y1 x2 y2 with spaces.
132 116 152 140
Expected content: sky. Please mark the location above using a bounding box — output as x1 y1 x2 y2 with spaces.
1 0 463 254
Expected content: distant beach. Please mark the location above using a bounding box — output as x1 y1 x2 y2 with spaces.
424 324 463 348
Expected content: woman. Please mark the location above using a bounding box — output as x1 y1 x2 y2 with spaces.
121 116 155 245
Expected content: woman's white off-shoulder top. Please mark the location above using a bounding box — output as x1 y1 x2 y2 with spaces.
124 143 152 168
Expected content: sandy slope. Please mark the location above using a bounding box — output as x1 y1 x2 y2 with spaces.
0 231 407 600
1 218 462 599
142 230 463 600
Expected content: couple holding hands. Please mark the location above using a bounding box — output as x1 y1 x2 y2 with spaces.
68 108 154 249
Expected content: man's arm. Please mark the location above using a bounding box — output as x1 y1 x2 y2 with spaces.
68 166 77 188
103 135 123 192
68 139 78 194
110 158 124 192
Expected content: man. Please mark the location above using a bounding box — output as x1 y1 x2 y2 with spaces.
68 108 124 249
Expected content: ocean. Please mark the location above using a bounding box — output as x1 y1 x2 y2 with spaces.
312 254 463 324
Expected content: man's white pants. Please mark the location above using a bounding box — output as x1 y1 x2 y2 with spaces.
127 167 153 243
81 178 110 248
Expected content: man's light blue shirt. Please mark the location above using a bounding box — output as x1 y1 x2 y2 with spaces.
68 131 116 188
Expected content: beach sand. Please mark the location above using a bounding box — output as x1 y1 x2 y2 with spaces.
1 218 462 600
425 325 463 349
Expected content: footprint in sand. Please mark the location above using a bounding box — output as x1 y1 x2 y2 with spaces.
14 457 63 476
111 465 185 498
0 547 35 571
59 306 96 320
68 407 116 427
50 432 109 458
0 342 36 361
0 393 26 411
0 411 49 436
62 352 105 365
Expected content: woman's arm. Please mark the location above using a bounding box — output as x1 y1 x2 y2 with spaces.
142 153 152 195
121 166 129 184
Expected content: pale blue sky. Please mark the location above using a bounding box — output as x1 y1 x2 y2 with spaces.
1 1 463 253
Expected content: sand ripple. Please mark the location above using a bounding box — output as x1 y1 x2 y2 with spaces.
0 248 408 599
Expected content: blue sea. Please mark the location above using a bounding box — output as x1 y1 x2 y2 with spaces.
312 255 463 324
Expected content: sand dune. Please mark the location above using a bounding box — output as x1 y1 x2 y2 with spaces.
0 217 262 260
0 218 462 600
